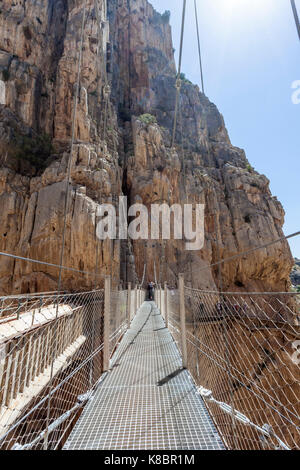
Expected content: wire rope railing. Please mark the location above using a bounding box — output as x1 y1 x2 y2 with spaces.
165 280 300 450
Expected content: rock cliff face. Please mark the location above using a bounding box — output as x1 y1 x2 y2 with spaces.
0 0 294 294
291 259 300 288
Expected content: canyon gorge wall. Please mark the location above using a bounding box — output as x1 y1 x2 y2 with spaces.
0 0 294 294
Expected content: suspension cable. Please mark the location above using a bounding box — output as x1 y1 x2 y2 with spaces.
170 0 187 287
194 0 205 94
154 260 157 285
0 251 103 278
43 1 88 449
140 263 146 288
171 0 186 148
183 230 300 278
56 4 87 296
291 0 300 42
90 0 104 388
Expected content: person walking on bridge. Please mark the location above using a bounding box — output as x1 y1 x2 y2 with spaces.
147 281 155 301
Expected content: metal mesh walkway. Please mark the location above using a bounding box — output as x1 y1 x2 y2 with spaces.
63 302 225 450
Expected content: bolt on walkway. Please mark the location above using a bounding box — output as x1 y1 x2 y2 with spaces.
64 302 225 450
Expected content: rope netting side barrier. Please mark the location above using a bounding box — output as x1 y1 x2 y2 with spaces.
0 282 143 450
110 288 128 355
0 290 104 449
167 284 300 450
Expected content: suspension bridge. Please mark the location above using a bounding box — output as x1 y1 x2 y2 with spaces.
0 0 299 451
0 270 299 450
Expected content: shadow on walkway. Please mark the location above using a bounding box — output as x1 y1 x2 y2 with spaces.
157 367 185 386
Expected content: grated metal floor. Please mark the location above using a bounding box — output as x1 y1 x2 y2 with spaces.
64 302 225 450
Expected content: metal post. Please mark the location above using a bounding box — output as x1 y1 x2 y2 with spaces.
160 285 162 312
179 274 188 368
164 282 169 328
103 275 111 371
127 282 132 325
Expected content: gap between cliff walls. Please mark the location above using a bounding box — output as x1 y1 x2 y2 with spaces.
45 0 69 139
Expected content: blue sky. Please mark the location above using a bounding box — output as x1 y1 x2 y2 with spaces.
150 0 300 258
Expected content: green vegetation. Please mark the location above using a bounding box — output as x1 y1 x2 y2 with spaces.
162 10 171 24
138 113 157 125
179 73 192 84
13 133 54 173
2 69 10 82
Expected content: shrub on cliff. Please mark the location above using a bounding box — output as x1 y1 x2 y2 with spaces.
138 114 157 125
2 69 10 82
246 163 254 173
162 10 171 24
13 133 54 173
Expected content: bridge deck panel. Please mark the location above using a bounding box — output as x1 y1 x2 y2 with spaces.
64 302 225 450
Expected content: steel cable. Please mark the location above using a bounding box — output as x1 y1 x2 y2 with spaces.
194 0 205 94
171 0 186 148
